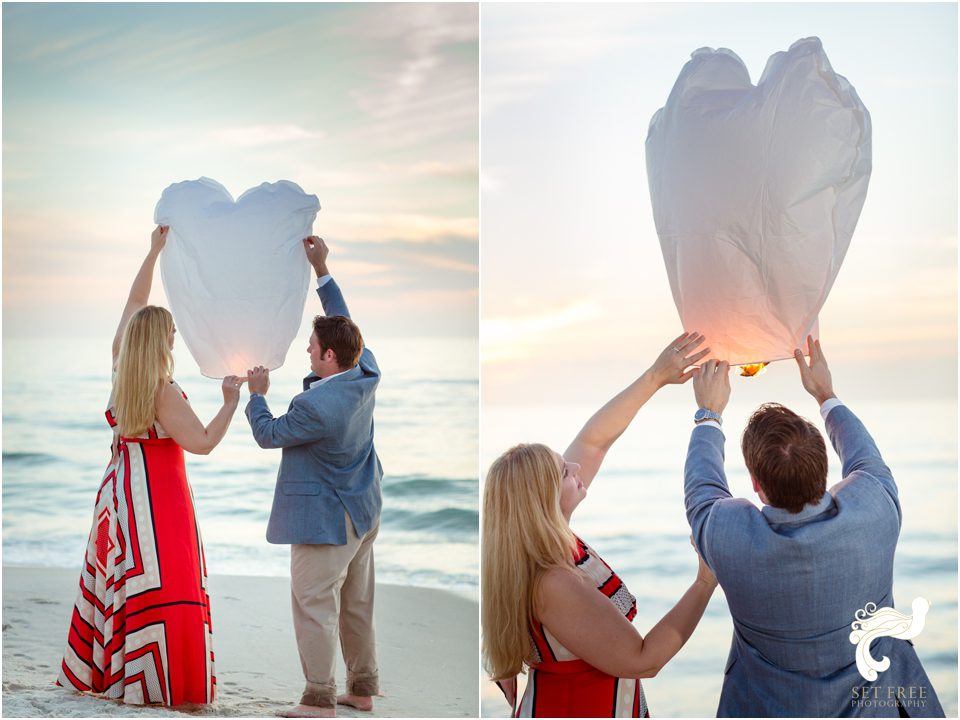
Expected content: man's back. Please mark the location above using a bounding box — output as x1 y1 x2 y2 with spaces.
685 404 943 716
246 279 383 546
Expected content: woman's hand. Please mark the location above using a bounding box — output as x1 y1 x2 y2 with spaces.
112 225 168 361
221 375 246 405
691 535 718 588
649 332 709 388
563 332 709 490
151 225 169 253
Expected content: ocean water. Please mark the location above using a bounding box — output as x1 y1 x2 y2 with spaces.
2 335 478 598
479 387 958 717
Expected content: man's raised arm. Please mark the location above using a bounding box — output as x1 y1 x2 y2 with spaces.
304 236 351 319
794 336 898 517
684 360 733 568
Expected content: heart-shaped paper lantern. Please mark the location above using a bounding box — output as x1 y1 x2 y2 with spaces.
154 178 320 378
646 37 871 366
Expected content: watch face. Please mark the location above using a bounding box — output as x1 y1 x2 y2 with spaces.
695 408 719 423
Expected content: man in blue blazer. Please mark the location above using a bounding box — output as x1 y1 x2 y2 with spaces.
246 237 383 718
686 337 942 717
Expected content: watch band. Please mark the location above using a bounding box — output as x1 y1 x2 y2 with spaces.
694 407 723 425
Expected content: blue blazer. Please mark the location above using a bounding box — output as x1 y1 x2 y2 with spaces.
246 279 382 545
685 405 943 717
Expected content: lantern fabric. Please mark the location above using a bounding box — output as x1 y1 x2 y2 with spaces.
646 37 871 366
154 177 320 378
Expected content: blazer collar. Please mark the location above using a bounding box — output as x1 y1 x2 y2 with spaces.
302 365 362 391
761 491 834 525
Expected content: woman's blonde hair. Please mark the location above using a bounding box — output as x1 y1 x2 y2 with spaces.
481 443 577 681
114 306 174 436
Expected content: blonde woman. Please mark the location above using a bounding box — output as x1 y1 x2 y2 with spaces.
57 226 244 706
482 334 718 718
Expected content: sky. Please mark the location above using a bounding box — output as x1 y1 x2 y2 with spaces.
3 2 478 341
481 2 957 407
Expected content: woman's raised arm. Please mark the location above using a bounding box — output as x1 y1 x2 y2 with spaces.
112 226 168 362
155 377 245 455
564 332 708 488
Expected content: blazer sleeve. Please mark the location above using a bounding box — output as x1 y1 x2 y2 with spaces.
317 278 380 374
824 404 899 520
684 425 732 569
317 278 351 319
245 393 326 449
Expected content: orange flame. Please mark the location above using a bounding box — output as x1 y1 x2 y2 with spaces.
739 362 768 377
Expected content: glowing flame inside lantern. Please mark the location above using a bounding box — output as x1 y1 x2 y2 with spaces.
739 363 768 378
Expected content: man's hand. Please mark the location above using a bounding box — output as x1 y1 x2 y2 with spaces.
649 332 710 387
247 366 270 396
794 335 836 405
692 359 730 414
303 236 329 277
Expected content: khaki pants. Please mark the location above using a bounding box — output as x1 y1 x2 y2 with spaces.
290 513 380 708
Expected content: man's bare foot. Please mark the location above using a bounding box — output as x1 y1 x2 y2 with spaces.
336 694 374 711
275 704 336 718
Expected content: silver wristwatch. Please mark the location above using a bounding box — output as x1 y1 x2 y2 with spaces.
694 407 723 425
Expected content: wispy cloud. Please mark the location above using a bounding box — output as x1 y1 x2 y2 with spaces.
344 4 478 149
2 3 477 342
482 300 602 364
297 160 477 190
413 254 477 274
44 123 325 153
329 259 392 277
328 213 477 244
481 5 676 114
204 125 325 148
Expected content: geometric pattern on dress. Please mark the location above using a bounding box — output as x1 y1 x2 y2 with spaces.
520 535 649 717
636 682 648 718
542 624 578 662
532 536 639 663
516 670 536 717
613 677 636 718
573 537 637 621
613 676 649 718
57 387 215 706
528 633 543 665
608 586 636 619
120 441 163 599
204 599 216 701
119 623 170 704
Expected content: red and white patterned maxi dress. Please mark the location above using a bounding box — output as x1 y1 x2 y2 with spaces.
58 382 215 705
515 536 650 718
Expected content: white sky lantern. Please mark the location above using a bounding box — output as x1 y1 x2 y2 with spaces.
155 178 320 378
646 37 872 375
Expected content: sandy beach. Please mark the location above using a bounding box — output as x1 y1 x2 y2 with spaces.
2 567 478 718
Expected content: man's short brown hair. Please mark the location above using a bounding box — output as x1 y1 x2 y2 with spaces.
312 315 363 370
741 403 828 514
